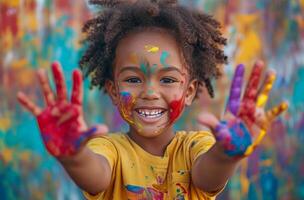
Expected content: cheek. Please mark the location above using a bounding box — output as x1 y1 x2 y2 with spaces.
118 92 137 121
119 91 136 108
168 96 185 123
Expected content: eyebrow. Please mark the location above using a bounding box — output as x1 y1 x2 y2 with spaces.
118 65 185 76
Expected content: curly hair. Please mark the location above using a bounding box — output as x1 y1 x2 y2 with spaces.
79 0 227 98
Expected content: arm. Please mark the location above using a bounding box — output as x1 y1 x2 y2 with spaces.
192 143 238 193
192 61 288 193
58 147 111 194
17 62 111 194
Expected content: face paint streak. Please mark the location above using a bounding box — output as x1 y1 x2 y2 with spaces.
140 60 148 76
119 92 142 130
151 64 158 74
129 53 139 64
145 45 159 53
160 51 170 68
169 97 185 124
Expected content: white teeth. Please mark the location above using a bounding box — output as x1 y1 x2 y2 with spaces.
137 109 164 118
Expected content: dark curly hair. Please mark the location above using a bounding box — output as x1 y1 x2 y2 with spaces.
79 0 227 98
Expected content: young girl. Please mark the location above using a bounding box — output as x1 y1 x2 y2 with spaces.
17 0 288 199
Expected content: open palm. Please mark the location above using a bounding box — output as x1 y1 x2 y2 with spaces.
17 62 108 157
198 61 288 158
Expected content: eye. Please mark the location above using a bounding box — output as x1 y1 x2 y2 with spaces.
160 77 177 84
124 77 142 83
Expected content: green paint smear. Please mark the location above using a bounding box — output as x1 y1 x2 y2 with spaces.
160 51 170 68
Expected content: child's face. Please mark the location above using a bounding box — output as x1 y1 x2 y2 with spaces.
106 29 198 137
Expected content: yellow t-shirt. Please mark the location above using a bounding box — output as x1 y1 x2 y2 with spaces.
83 130 225 200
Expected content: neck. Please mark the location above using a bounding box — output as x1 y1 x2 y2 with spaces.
127 126 175 157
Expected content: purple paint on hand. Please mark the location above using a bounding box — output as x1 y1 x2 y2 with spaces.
227 64 245 115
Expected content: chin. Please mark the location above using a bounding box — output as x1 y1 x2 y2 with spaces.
129 123 171 138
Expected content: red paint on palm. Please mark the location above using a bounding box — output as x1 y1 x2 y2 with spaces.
17 62 103 158
37 102 85 157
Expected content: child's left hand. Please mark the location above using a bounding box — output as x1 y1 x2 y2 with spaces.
198 61 288 158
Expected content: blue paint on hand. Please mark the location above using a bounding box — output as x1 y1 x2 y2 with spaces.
215 120 252 156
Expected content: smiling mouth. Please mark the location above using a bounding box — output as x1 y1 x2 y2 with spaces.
135 108 166 119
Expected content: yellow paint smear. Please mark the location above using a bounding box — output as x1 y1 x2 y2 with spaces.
145 45 160 53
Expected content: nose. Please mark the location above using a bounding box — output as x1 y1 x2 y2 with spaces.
139 81 160 100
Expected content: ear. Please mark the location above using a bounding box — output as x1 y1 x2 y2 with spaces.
185 79 198 106
105 80 120 105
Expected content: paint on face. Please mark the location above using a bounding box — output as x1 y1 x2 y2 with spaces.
168 96 186 124
129 52 139 64
151 64 158 74
148 90 154 95
118 91 142 130
160 51 170 68
139 58 158 78
140 59 149 76
119 91 136 122
144 45 159 53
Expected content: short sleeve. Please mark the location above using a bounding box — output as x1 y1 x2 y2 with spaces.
82 136 118 200
184 131 216 164
86 136 118 170
203 182 228 198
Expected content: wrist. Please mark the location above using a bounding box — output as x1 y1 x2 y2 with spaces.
57 146 88 166
211 142 243 163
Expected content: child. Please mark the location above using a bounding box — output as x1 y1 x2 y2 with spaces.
17 0 288 199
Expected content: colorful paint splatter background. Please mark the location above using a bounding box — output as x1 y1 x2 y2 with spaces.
0 0 303 199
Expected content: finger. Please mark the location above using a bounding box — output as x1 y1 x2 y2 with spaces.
17 92 42 116
244 129 266 156
226 64 245 116
242 60 264 105
52 62 68 102
71 70 83 105
37 69 55 106
238 61 264 125
75 124 109 148
256 70 276 108
197 112 220 132
266 101 288 122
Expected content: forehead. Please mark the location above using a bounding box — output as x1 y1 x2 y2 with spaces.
114 29 185 69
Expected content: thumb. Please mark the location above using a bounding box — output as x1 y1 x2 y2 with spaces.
86 124 109 139
197 112 220 132
77 124 109 148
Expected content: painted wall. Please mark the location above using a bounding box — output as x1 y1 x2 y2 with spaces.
0 0 303 199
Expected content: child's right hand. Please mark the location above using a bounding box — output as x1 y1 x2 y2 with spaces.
17 62 108 158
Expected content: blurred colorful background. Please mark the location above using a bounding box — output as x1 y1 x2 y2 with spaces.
0 0 303 199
